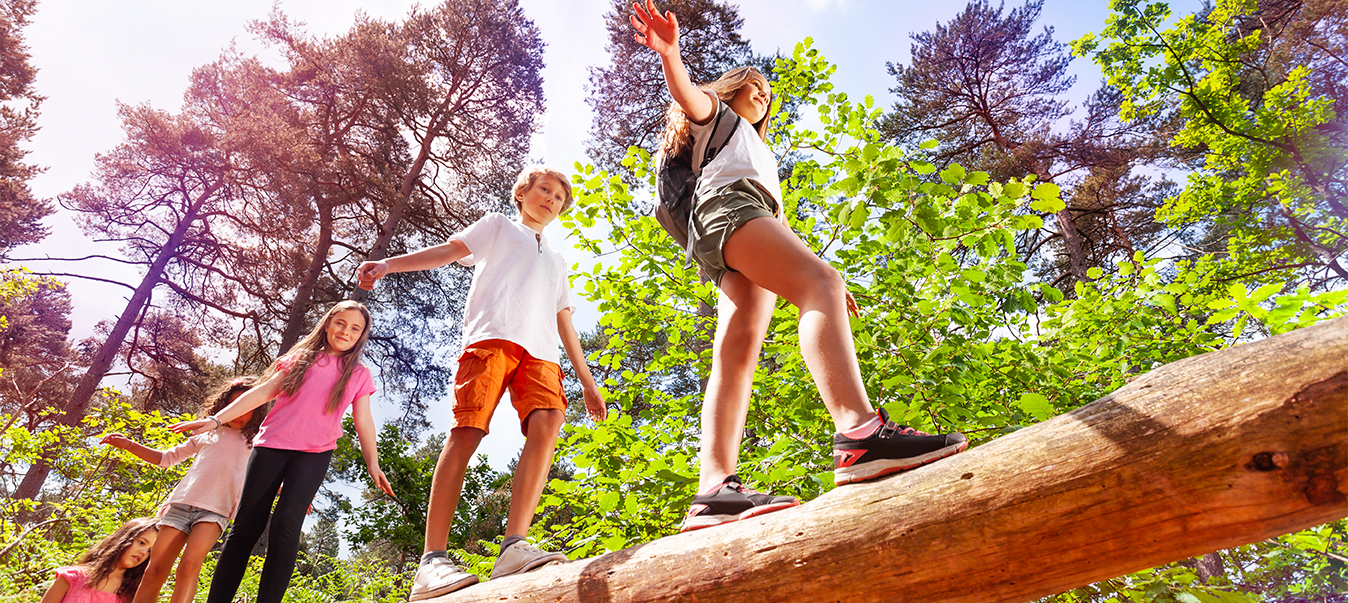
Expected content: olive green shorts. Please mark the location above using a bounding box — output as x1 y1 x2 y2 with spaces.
688 178 780 286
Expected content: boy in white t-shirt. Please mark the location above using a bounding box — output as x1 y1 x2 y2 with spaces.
357 165 606 599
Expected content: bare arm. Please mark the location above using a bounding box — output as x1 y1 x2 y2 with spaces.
171 372 284 436
99 434 164 465
350 394 395 497
40 576 70 603
630 0 714 124
558 308 607 422
356 239 471 290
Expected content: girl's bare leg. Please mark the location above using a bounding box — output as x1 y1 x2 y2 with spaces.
132 526 188 603
423 427 485 552
720 216 874 431
504 409 565 537
168 523 224 603
697 274 776 492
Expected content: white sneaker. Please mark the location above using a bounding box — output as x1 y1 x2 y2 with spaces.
408 556 478 601
489 542 567 580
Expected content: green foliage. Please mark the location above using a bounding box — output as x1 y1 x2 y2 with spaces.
331 420 513 571
1073 0 1348 291
0 398 184 595
549 36 1346 599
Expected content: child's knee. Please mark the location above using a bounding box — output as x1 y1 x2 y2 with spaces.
145 556 175 580
525 408 564 434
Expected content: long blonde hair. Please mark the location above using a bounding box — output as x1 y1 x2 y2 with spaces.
659 66 773 160
268 300 372 414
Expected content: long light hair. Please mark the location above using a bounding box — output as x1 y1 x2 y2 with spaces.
659 66 773 160
73 517 158 601
267 301 371 414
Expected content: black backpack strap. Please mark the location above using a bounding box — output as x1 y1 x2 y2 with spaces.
698 100 742 171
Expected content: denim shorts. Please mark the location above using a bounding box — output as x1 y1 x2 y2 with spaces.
158 502 229 533
688 178 780 286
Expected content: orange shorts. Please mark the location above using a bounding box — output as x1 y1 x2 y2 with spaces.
452 339 566 436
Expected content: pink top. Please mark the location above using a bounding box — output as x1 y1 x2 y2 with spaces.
53 566 119 603
253 353 375 453
157 427 251 519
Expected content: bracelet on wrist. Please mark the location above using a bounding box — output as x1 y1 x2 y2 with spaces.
207 416 222 431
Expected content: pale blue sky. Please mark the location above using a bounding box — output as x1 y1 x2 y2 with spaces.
16 0 1201 468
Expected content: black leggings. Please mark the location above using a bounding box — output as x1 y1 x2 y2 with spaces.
206 446 332 603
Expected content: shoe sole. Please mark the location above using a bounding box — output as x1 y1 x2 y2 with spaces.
489 555 566 580
408 574 479 601
833 440 969 486
678 500 800 533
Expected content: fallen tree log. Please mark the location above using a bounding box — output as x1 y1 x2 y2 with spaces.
433 317 1348 602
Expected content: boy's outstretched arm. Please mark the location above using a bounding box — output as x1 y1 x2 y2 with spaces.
558 308 607 422
100 434 163 465
630 0 714 124
356 240 471 290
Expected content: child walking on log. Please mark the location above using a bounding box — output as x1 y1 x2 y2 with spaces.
630 0 967 532
171 301 395 603
357 165 606 600
100 377 262 603
40 517 158 603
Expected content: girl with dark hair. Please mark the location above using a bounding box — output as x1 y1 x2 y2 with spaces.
40 517 158 602
100 376 261 603
171 300 395 603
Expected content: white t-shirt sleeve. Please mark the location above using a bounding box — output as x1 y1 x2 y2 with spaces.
555 257 574 316
158 434 204 468
450 213 505 266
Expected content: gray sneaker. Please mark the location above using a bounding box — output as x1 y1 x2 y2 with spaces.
408 556 478 601
489 541 567 580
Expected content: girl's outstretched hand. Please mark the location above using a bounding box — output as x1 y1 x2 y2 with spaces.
631 0 679 56
100 433 133 449
369 466 395 498
845 290 860 318
583 385 607 422
171 419 212 436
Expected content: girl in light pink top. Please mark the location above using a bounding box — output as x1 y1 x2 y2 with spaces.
40 517 158 603
171 300 395 603
100 377 261 603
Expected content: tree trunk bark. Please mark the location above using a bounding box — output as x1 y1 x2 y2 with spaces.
349 102 451 302
12 186 215 500
427 317 1348 602
278 195 334 353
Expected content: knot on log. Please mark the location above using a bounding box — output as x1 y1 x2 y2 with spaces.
1248 452 1289 471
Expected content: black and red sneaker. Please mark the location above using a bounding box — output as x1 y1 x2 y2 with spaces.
833 409 967 486
679 474 800 532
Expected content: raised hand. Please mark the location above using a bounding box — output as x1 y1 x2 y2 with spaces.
356 260 388 291
630 0 679 57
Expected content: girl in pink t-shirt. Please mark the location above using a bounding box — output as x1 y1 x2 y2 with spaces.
171 301 395 603
40 517 158 603
100 376 261 603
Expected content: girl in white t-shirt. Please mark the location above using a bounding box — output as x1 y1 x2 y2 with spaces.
100 377 260 603
171 300 395 603
632 0 967 532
